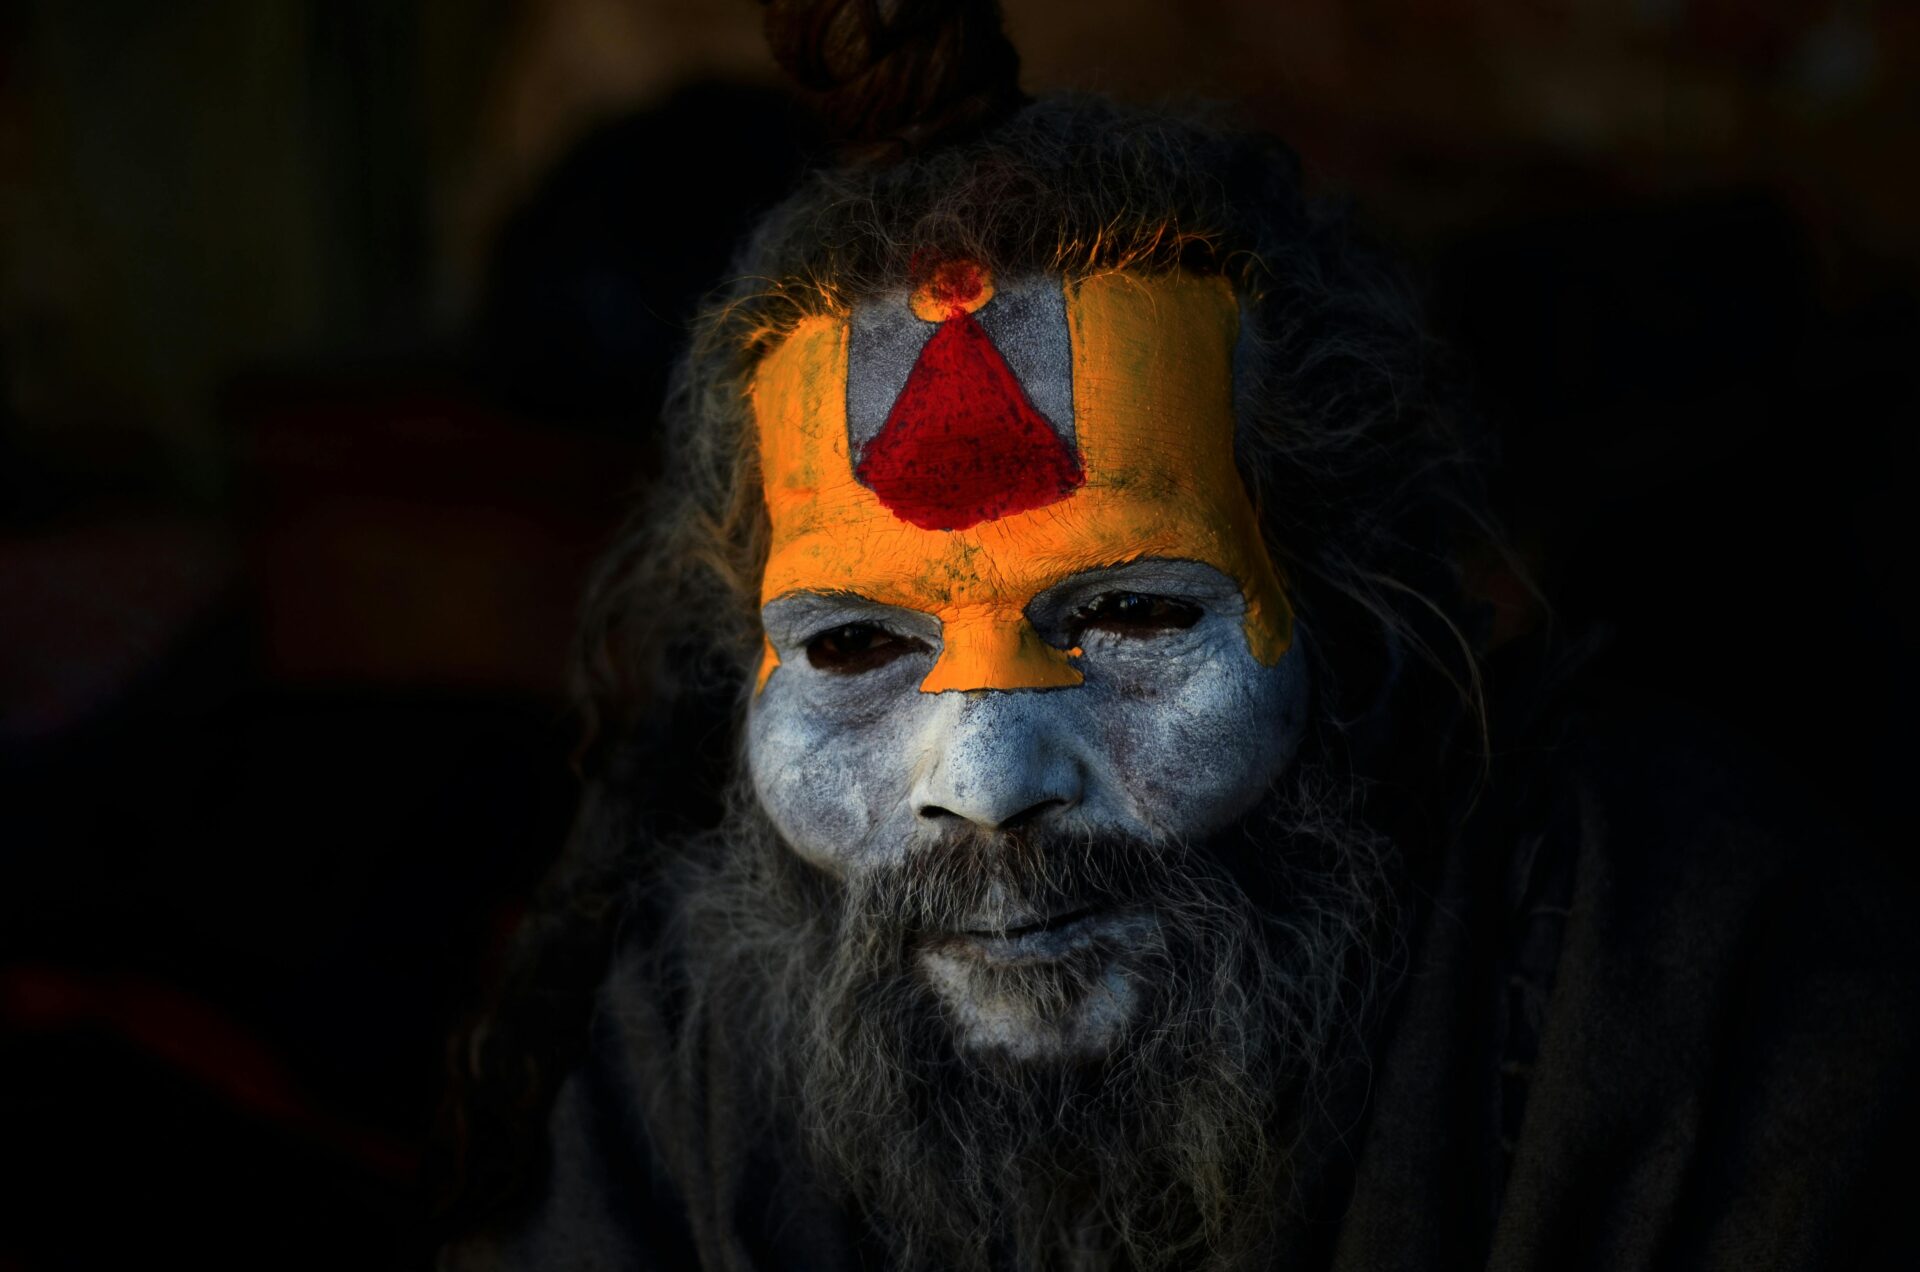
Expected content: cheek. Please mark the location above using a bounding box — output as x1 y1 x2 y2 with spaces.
1092 643 1308 834
746 678 923 870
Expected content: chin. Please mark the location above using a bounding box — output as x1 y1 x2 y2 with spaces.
915 908 1162 1062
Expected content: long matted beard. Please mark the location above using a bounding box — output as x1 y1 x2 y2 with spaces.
666 764 1399 1272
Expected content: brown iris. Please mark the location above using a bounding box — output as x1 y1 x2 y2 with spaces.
1070 593 1202 641
805 623 931 674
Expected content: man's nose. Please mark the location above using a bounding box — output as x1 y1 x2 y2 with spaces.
911 692 1084 831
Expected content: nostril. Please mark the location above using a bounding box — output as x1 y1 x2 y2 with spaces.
996 798 1069 831
917 798 1071 828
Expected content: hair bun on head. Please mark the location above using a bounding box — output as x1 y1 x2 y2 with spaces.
761 0 1026 163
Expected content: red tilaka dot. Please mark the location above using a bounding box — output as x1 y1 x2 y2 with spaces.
926 260 984 312
856 309 1083 531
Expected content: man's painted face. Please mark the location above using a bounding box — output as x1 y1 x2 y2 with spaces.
746 264 1311 1056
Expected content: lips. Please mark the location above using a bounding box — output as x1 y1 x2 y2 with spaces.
927 904 1151 964
961 903 1102 941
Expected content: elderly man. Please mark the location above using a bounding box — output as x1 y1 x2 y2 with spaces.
435 6 1915 1269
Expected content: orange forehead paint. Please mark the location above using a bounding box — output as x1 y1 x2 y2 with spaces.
752 267 1292 693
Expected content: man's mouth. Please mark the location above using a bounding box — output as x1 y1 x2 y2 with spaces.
926 903 1148 963
965 902 1102 940
915 904 1167 1057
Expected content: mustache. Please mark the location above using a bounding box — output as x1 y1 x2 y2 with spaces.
840 821 1248 939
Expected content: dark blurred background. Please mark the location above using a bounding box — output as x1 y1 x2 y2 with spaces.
1 1 1915 1267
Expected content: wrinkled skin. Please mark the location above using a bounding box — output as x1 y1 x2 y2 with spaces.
748 556 1310 1057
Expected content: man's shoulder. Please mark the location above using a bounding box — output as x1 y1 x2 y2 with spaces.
1544 694 1913 1005
1492 695 1919 1268
438 937 704 1271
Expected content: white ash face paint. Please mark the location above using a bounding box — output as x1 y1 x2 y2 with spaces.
748 558 1310 1059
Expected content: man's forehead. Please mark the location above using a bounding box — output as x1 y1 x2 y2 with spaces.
753 264 1256 580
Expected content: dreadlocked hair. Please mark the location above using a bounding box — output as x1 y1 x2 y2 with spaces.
435 89 1501 1244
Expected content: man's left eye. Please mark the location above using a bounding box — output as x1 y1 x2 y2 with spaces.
1070 592 1203 639
805 622 929 674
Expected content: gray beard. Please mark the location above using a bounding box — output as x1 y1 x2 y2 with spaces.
662 761 1400 1272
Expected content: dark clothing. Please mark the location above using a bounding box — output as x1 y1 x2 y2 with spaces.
442 709 1920 1270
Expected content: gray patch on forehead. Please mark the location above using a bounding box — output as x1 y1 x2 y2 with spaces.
846 292 934 454
843 274 1076 458
972 274 1074 447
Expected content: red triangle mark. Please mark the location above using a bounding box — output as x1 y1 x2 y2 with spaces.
856 311 1083 531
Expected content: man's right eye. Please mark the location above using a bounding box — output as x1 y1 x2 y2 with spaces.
804 623 929 674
